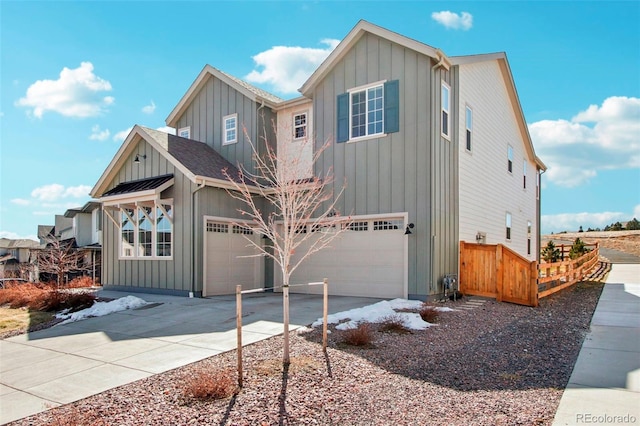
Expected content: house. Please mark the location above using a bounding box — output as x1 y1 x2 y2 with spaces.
90 20 545 300
37 201 102 283
0 238 40 281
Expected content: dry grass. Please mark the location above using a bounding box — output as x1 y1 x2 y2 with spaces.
341 322 374 346
419 304 440 323
0 307 55 335
182 368 237 400
378 314 411 334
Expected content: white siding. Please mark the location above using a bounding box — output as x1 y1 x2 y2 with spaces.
276 102 314 181
458 60 538 259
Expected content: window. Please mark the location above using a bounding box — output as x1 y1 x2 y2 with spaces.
119 202 172 259
336 80 399 143
351 84 383 139
507 145 513 173
506 212 512 240
465 106 472 151
527 220 532 255
523 160 527 189
536 171 540 200
178 127 190 138
441 82 450 138
293 112 307 140
223 114 237 145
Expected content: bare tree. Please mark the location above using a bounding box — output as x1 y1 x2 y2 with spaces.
38 237 94 287
223 124 349 364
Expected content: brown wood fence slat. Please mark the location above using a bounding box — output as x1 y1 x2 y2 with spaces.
460 241 600 307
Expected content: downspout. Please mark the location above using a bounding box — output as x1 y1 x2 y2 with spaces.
537 168 546 262
429 54 446 294
256 99 266 158
190 180 206 297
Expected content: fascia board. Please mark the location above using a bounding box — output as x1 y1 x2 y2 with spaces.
194 175 271 195
90 125 144 198
300 20 443 96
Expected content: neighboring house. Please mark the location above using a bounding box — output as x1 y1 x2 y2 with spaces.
0 238 40 281
37 201 102 283
90 20 545 300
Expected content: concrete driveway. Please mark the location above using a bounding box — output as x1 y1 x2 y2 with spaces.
0 290 381 425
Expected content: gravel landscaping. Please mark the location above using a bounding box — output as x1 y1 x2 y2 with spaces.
10 281 603 426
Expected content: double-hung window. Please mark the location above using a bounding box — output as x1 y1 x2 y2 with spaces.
336 80 399 143
465 106 472 151
223 114 237 145
507 145 514 173
527 220 532 255
441 82 451 139
523 160 527 189
506 212 512 240
350 84 384 139
293 112 307 140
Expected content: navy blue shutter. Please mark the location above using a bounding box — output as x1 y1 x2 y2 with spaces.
384 80 399 134
337 93 349 143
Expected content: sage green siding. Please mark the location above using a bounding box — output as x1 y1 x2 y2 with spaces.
310 32 458 298
175 75 277 174
102 138 195 295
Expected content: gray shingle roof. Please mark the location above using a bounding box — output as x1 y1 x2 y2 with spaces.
214 67 285 105
140 127 242 182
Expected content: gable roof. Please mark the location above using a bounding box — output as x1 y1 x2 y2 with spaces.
166 65 284 128
90 126 242 198
450 53 546 171
299 20 451 97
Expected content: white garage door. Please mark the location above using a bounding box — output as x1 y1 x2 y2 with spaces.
280 216 407 299
204 220 263 296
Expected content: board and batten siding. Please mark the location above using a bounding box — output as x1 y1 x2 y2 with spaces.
102 138 195 295
276 101 314 181
174 75 277 175
457 60 538 259
310 32 458 298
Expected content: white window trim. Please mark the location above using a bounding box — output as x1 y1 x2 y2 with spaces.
293 111 308 140
347 80 386 142
178 126 190 138
523 159 528 190
118 200 173 260
507 145 514 174
223 113 238 145
441 82 451 140
465 105 472 151
506 212 512 241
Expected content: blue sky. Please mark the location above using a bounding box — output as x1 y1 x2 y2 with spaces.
1 1 639 240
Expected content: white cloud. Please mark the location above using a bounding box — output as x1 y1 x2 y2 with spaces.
89 124 110 141
541 209 638 234
11 198 30 206
30 184 91 202
113 126 133 142
529 96 640 187
245 38 340 94
156 126 175 134
16 62 113 118
431 11 473 30
142 100 156 114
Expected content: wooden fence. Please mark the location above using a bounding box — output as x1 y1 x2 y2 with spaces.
538 243 599 299
459 241 538 307
459 241 600 307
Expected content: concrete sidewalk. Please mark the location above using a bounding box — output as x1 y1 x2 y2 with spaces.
0 291 380 425
553 264 640 425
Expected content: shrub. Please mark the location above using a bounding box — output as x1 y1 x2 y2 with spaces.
341 322 373 346
0 283 96 312
542 240 562 263
67 276 99 288
419 304 440 323
183 369 236 400
569 237 589 260
378 314 411 334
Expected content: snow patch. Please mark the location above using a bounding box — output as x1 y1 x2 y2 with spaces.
56 295 148 324
311 298 451 331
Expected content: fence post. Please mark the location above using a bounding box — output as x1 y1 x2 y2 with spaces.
236 285 243 388
496 244 504 302
323 278 328 352
530 261 538 307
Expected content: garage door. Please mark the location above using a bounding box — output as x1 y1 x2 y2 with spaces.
278 216 407 299
204 220 263 296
